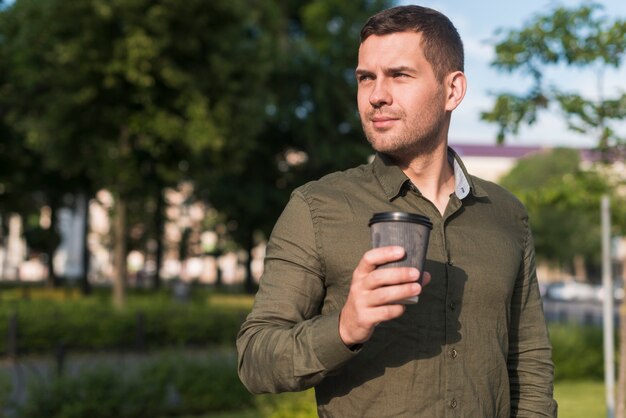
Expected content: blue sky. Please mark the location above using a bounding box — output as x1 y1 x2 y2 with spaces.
398 0 626 148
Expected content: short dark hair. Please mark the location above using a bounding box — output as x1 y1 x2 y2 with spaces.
360 5 464 82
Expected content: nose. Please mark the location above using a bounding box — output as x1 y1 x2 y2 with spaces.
369 79 392 108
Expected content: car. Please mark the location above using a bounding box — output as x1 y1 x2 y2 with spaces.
594 281 625 302
545 281 597 301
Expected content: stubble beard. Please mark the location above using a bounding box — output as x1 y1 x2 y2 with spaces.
362 107 447 164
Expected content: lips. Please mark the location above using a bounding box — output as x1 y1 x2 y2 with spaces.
370 115 399 129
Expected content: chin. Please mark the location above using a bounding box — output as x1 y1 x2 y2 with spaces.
371 139 441 160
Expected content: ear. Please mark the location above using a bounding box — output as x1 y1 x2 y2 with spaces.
444 71 467 112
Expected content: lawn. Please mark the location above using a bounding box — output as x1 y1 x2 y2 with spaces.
554 380 607 418
199 380 609 418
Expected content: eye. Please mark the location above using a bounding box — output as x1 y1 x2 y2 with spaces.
357 74 374 83
393 72 409 78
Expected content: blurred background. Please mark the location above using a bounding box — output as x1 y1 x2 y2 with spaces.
0 0 625 417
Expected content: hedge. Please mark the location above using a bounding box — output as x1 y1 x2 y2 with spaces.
0 288 250 355
15 350 255 418
0 287 617 385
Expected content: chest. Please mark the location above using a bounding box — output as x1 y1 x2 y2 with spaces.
316 195 524 316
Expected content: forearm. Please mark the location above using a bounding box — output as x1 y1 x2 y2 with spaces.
508 225 557 417
236 190 358 394
237 309 358 394
508 330 557 417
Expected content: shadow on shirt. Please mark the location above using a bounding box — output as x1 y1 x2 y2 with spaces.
316 262 467 403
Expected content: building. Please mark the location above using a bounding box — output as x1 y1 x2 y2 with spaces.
450 142 546 182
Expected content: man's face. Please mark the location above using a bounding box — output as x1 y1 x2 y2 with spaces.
356 32 449 159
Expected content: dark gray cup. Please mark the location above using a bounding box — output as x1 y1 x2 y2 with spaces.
369 211 432 304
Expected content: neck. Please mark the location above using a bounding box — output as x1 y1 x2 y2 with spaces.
395 142 454 215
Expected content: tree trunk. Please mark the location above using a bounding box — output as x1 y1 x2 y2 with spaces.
79 193 91 295
573 254 586 280
153 186 164 290
112 195 127 309
244 229 256 294
47 202 61 288
617 302 626 418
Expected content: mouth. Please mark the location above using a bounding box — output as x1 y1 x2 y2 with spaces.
370 116 398 130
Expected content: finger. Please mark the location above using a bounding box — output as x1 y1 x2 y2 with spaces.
421 271 432 287
356 246 406 275
370 281 422 306
361 303 407 326
375 303 407 322
367 266 420 289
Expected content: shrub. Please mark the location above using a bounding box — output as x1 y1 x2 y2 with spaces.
0 370 13 410
549 323 608 381
0 290 250 355
18 350 254 418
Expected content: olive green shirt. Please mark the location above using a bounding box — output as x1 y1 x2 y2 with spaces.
237 148 557 417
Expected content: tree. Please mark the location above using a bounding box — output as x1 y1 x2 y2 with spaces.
499 147 621 277
202 0 393 293
481 2 626 155
0 0 281 304
0 34 71 288
482 3 626 415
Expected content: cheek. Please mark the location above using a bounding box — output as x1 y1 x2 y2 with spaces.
356 89 369 110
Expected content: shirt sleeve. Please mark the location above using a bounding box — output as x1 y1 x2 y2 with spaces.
236 190 359 394
508 219 558 417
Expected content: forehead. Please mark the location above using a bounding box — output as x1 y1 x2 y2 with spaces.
357 32 427 69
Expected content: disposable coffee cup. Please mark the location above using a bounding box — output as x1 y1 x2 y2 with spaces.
369 212 432 304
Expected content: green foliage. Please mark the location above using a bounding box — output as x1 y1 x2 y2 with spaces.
0 0 283 289
0 288 249 354
0 0 400 292
499 148 622 267
549 324 607 381
201 0 393 291
0 0 280 194
18 351 253 418
0 369 12 410
482 2 626 149
0 286 611 417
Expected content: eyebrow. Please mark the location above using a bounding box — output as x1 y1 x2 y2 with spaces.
355 68 374 78
385 66 416 75
355 66 416 78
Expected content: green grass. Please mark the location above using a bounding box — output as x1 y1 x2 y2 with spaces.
197 381 606 418
554 380 606 418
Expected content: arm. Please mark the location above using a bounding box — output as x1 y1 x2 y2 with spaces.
236 191 426 394
236 191 358 394
508 221 558 417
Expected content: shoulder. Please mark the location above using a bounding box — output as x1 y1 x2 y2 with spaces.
471 175 528 217
292 162 374 202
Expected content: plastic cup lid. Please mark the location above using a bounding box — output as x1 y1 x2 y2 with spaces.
368 211 432 229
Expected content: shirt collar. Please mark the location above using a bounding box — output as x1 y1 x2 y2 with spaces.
372 146 488 201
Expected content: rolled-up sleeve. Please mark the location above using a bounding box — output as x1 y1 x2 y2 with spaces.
236 191 358 394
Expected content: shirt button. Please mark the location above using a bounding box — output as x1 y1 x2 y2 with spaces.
450 348 458 359
447 260 454 266
450 399 457 409
448 302 456 311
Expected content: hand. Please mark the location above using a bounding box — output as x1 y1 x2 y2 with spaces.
339 246 431 347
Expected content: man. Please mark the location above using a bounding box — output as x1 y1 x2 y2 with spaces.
237 5 557 417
